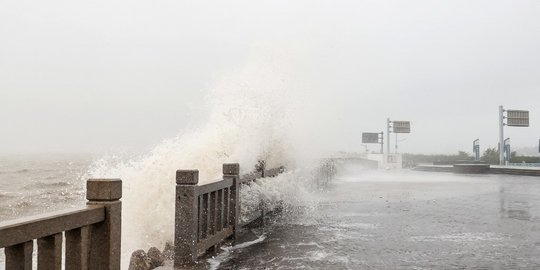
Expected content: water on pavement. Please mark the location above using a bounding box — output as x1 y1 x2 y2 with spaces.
215 169 540 269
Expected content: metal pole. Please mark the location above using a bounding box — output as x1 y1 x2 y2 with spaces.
395 133 398 154
504 138 510 165
387 118 391 157
380 132 384 154
499 105 505 166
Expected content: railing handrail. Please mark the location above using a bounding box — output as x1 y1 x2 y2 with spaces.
196 177 234 195
1 178 122 270
196 167 283 194
0 205 105 248
174 163 285 267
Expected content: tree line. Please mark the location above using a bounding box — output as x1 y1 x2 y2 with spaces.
404 148 540 165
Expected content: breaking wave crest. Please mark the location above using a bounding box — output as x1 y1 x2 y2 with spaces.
82 48 328 267
0 169 31 174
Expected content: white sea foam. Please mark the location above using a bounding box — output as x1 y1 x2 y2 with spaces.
336 223 379 229
83 47 332 268
288 241 324 249
409 232 505 242
207 234 267 270
240 170 319 224
281 250 330 262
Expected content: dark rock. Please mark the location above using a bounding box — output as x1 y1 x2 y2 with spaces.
128 250 152 270
147 247 166 268
163 241 174 259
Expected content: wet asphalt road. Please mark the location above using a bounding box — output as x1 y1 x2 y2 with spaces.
217 170 540 270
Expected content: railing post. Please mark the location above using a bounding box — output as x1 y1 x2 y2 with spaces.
255 161 267 226
86 179 122 270
65 226 89 270
174 170 199 267
256 161 266 177
223 163 240 243
5 241 33 270
37 233 62 269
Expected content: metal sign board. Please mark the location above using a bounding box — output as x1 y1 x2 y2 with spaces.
507 110 529 127
362 132 379 144
473 139 480 161
393 121 411 133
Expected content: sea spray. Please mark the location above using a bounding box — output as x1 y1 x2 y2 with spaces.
207 234 268 270
83 47 331 267
239 170 320 224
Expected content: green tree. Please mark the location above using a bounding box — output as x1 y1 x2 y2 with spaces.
510 154 540 163
403 151 473 164
481 147 500 164
457 151 472 160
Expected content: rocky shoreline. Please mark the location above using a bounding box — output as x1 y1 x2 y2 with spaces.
128 243 173 270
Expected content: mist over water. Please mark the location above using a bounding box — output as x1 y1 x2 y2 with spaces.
84 48 334 265
2 1 540 269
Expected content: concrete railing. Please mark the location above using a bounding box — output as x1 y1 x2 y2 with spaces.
174 163 284 267
0 179 122 270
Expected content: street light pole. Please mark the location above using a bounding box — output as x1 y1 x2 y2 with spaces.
387 118 391 157
380 132 384 154
504 138 510 165
499 105 505 166
395 133 398 154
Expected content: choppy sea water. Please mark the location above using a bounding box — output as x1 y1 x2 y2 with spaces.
0 154 92 269
0 154 91 220
2 156 540 270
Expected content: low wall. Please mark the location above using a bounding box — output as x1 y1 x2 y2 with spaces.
433 160 487 166
414 164 540 176
490 166 540 176
413 165 453 173
453 164 490 174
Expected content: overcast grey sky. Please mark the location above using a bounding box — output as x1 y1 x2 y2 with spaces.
1 0 539 155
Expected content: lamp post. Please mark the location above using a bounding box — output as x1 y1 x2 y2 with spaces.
504 138 511 165
387 118 391 157
499 106 505 166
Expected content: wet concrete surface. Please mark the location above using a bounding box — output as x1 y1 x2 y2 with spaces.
216 170 540 270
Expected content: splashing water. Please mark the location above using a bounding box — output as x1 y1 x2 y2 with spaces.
84 48 325 266
207 234 268 270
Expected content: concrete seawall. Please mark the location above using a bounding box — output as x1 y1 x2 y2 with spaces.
414 164 540 177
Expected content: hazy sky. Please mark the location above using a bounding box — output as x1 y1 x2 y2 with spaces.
1 0 539 155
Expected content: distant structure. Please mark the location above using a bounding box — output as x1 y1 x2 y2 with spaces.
498 105 529 165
